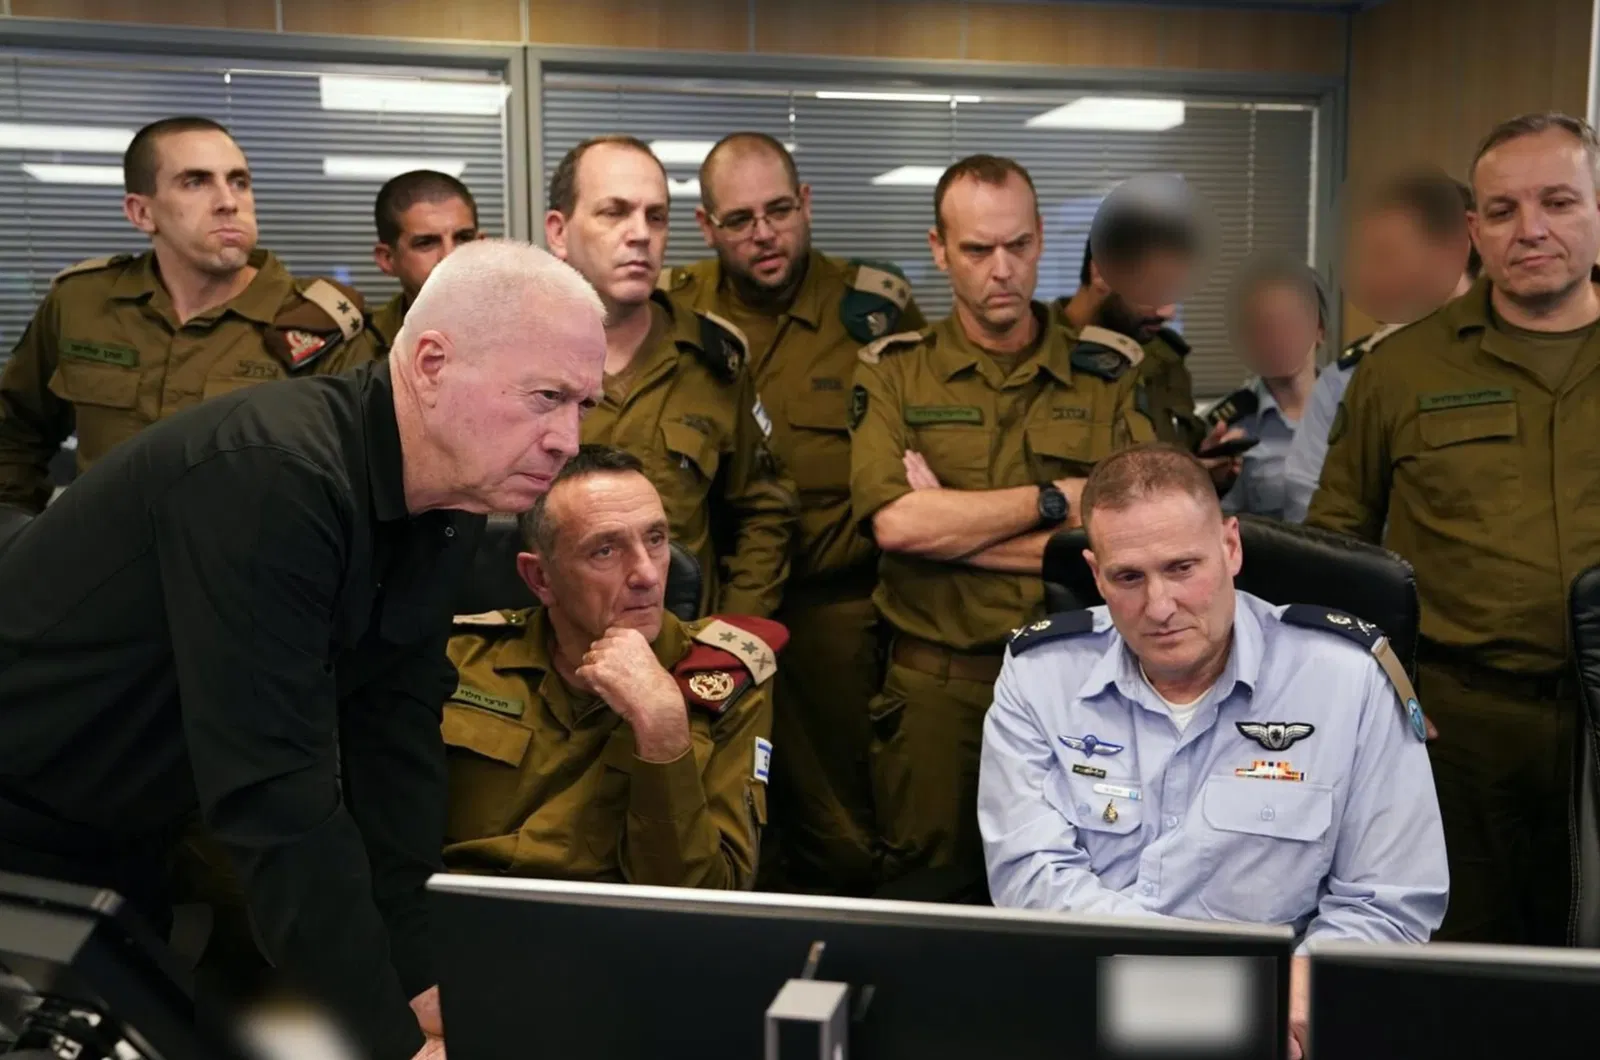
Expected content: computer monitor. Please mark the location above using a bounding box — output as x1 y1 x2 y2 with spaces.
0 871 250 1060
429 876 1295 1060
1309 939 1600 1059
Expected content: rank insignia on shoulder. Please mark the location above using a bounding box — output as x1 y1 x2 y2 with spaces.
1071 326 1143 381
1279 604 1428 742
678 615 790 714
857 330 923 367
452 609 527 629
269 277 367 372
842 259 913 343
1008 610 1096 655
695 309 749 382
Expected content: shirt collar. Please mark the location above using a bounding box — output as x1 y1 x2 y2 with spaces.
1080 589 1265 706
710 248 826 329
363 360 410 523
1449 266 1600 337
110 248 287 326
929 302 1062 382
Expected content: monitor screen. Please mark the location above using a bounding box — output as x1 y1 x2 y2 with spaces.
430 876 1294 1060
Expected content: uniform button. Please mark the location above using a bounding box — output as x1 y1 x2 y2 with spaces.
1260 807 1276 822
1164 815 1179 829
1142 882 1156 896
1077 803 1091 816
445 526 456 538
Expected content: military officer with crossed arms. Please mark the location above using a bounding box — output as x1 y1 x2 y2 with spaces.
979 443 1447 1060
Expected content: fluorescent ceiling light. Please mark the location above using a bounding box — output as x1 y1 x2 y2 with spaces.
0 122 135 153
319 75 509 116
1025 98 1185 131
870 165 947 187
816 91 981 104
21 163 124 185
668 177 701 199
322 156 467 180
648 139 800 166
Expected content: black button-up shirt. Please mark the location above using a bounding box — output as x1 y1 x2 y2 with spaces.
0 360 481 1060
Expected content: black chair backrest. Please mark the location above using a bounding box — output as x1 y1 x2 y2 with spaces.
453 513 704 623
1566 564 1600 946
1042 514 1421 677
0 504 33 558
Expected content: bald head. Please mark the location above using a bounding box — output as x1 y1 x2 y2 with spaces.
698 132 799 214
390 238 607 516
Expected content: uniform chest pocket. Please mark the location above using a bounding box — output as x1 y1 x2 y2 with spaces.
49 359 140 410
659 420 722 483
1025 420 1099 479
442 704 533 843
910 423 991 490
783 390 850 494
1410 403 1521 518
1196 775 1335 924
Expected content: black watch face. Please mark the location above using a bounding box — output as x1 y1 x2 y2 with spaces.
1040 489 1068 523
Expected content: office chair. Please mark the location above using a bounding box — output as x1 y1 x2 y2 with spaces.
1565 564 1600 946
454 512 704 622
0 504 33 558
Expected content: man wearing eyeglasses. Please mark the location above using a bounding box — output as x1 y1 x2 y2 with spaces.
849 155 1153 888
660 132 925 896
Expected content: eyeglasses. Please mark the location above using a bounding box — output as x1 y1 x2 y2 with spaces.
706 198 801 239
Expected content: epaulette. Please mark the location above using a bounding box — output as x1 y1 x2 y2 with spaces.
676 615 790 715
691 308 749 383
266 278 367 373
857 329 925 366
451 609 529 630
1203 385 1260 428
1006 610 1097 656
1154 326 1190 357
1278 604 1428 742
1070 325 1144 381
52 254 134 286
1336 321 1404 371
656 267 678 292
842 259 914 343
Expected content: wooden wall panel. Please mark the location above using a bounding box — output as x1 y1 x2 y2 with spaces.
1344 0 1593 335
1163 9 1345 76
528 0 749 52
752 0 965 61
12 0 276 30
279 0 522 41
966 3 1166 68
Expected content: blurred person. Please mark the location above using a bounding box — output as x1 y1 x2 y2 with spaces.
370 170 482 350
981 443 1447 1060
1218 253 1326 520
1309 112 1600 945
1282 169 1477 523
659 132 925 894
442 445 780 887
0 116 376 513
849 155 1152 885
0 240 606 1060
545 136 796 617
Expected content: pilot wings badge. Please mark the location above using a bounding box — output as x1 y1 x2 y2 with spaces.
1236 722 1315 752
1059 733 1125 758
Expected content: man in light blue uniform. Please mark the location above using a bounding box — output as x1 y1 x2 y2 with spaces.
1282 168 1477 523
979 443 1446 1060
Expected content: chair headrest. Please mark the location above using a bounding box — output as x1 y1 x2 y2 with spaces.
1043 515 1420 674
453 513 704 624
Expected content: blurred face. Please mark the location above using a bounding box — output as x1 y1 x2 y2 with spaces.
413 313 606 513
123 130 256 277
375 197 479 301
1470 128 1600 311
1347 207 1466 323
1237 283 1322 379
1086 491 1242 687
523 472 670 645
546 144 669 312
931 173 1042 335
696 151 812 293
1097 249 1195 322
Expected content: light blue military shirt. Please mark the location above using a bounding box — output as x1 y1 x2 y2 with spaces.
978 590 1447 951
1220 379 1300 521
1283 326 1401 524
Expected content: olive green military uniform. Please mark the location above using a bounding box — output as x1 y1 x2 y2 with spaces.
369 291 408 353
1053 301 1205 450
0 248 377 512
440 608 776 889
1307 273 1600 944
662 251 924 894
850 306 1151 881
581 292 797 617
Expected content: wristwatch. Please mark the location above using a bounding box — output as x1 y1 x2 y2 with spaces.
1037 483 1069 528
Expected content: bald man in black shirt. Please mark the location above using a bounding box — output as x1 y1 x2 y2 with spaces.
0 240 606 1060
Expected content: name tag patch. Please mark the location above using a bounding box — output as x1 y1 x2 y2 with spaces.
451 683 524 718
905 405 983 426
61 340 138 368
1093 782 1141 801
1071 763 1107 779
1052 406 1089 420
1418 388 1514 412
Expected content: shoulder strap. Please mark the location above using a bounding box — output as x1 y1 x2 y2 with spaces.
690 309 749 382
857 330 925 366
298 278 365 341
1278 604 1427 742
849 260 913 310
1154 326 1190 356
1007 610 1098 656
1071 325 1144 381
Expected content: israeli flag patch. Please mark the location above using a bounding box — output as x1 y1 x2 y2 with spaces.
752 397 773 438
753 737 773 784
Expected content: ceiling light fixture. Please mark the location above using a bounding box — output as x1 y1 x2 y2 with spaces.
322 156 467 180
817 91 981 104
318 75 510 116
21 163 124 185
1025 97 1186 131
0 123 135 153
870 165 948 187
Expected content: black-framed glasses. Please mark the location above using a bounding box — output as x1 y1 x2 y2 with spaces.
707 198 801 239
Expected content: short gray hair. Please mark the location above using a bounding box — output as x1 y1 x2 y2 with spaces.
1470 112 1600 189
